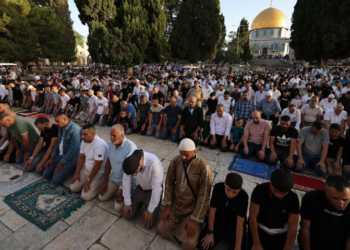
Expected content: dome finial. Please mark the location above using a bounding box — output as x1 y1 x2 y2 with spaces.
270 0 273 8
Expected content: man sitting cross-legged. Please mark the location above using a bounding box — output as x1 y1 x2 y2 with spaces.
70 124 108 201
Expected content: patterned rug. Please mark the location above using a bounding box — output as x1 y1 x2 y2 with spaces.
0 164 42 196
27 113 54 119
10 107 26 112
4 180 85 231
15 110 39 117
73 119 86 127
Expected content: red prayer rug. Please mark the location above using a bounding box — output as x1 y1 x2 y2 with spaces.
292 171 325 192
27 113 53 119
16 110 39 117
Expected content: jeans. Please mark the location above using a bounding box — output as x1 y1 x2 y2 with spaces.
146 124 161 138
90 113 108 127
125 127 132 135
294 153 327 177
40 104 48 113
240 142 264 161
42 155 77 185
160 125 180 142
133 120 148 135
266 148 296 168
45 104 56 114
209 134 230 152
52 108 63 116
25 151 47 174
16 145 35 164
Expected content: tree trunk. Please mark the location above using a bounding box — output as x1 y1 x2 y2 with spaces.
321 58 329 68
126 66 133 77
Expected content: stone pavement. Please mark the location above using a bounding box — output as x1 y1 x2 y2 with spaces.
0 116 303 250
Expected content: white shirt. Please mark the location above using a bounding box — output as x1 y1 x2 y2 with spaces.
123 151 163 213
319 99 337 112
272 89 281 100
218 79 227 86
281 108 301 128
132 85 141 95
210 80 217 89
203 86 214 100
342 87 350 94
291 98 302 108
80 135 108 173
240 87 255 100
218 96 235 114
210 112 232 136
71 80 80 89
88 95 97 113
95 97 109 114
290 78 300 85
0 85 7 99
60 94 70 109
301 94 313 104
324 110 347 125
216 90 225 100
255 91 265 104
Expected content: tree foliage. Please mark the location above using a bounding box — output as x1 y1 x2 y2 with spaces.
229 18 252 63
213 48 240 66
74 31 85 48
74 0 169 66
164 0 182 38
169 0 222 62
290 0 350 65
217 14 227 49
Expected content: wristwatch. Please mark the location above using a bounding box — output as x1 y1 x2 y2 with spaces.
207 229 214 234
148 211 153 215
29 156 34 160
87 177 91 182
260 149 265 152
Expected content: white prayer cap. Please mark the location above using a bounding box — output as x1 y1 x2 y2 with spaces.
179 138 196 151
328 94 335 98
265 91 273 96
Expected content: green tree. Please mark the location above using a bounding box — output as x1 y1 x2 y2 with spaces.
164 0 182 38
229 18 252 63
291 0 350 66
74 31 85 48
213 48 239 66
169 0 222 62
217 14 227 49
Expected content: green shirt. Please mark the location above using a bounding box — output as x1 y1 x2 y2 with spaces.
80 95 89 112
8 119 39 147
202 121 210 139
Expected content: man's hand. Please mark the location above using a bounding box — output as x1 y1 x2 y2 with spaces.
285 157 294 168
99 181 108 196
83 180 91 193
184 218 197 239
297 158 305 169
257 150 266 160
45 159 53 169
171 128 177 135
24 151 30 162
192 132 198 140
122 205 132 219
221 139 227 148
243 147 249 155
35 161 45 172
113 117 117 123
274 112 279 118
115 189 123 204
16 149 21 159
156 126 161 132
71 173 80 184
161 205 172 222
210 137 216 145
269 151 277 162
162 127 167 134
229 144 235 151
70 114 75 119
147 126 151 131
54 162 64 175
133 123 137 129
142 211 153 228
108 116 112 121
141 124 146 131
343 165 350 173
24 159 32 170
179 131 185 139
316 161 326 172
99 117 102 123
201 233 214 250
234 145 240 153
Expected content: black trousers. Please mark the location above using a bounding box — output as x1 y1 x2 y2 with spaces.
209 134 230 152
179 130 199 146
132 120 148 135
262 114 279 127
248 227 286 250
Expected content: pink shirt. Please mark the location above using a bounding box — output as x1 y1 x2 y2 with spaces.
245 119 271 145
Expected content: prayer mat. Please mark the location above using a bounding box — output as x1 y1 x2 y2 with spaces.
10 107 26 112
292 172 325 192
4 180 85 231
27 113 53 119
0 163 42 196
72 119 86 127
16 110 39 117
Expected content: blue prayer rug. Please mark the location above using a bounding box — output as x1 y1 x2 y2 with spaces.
228 155 277 180
4 180 85 231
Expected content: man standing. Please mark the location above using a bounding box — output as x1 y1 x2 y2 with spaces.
295 121 329 177
158 138 212 249
160 97 183 142
122 149 163 229
266 116 298 168
234 91 256 123
299 175 350 250
209 104 232 152
300 96 323 127
184 81 205 107
70 124 108 201
257 91 281 127
43 113 81 185
99 125 137 214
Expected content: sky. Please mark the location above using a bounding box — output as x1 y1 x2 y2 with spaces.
68 0 297 39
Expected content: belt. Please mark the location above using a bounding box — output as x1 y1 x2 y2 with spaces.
137 184 152 192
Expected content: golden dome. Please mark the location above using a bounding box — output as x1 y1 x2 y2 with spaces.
251 7 288 31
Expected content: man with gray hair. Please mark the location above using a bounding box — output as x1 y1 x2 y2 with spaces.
256 91 281 127
98 124 137 215
300 96 323 127
324 105 347 134
173 90 183 106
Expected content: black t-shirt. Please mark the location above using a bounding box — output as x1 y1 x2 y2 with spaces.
278 95 290 110
180 87 189 99
339 97 350 114
138 102 151 121
119 115 132 127
250 182 299 230
92 85 101 95
289 88 300 99
69 96 80 109
111 99 121 116
270 125 298 150
300 190 350 250
152 91 165 102
40 124 58 152
210 183 248 230
327 136 346 159
321 86 333 98
207 98 218 114
120 88 130 101
230 92 241 102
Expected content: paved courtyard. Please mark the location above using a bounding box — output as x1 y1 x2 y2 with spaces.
0 116 304 250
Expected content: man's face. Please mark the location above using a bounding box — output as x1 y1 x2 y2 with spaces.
334 108 343 115
223 94 229 100
54 116 67 128
266 95 272 102
325 186 350 211
224 183 241 199
152 99 159 107
252 113 261 124
0 104 7 113
97 92 103 99
110 128 124 145
280 120 291 131
189 98 196 108
35 123 47 132
0 117 13 128
311 126 322 135
270 183 289 199
179 150 196 164
242 93 249 101
169 99 176 108
219 85 224 90
309 98 318 107
81 129 94 143
216 107 224 117
289 107 296 114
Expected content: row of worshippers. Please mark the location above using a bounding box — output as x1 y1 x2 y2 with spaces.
0 110 347 250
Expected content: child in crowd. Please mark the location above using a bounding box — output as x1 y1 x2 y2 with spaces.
118 110 132 135
199 112 211 146
206 92 218 114
325 123 345 176
291 93 301 109
198 173 248 250
229 118 244 153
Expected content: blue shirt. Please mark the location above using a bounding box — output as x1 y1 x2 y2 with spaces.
257 99 281 116
108 138 137 185
164 105 183 127
121 104 136 123
234 99 256 122
52 93 60 105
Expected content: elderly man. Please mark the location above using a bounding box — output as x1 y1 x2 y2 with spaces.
184 80 205 108
122 149 163 229
299 175 350 250
138 85 149 104
295 121 329 177
173 90 183 107
281 104 301 129
70 124 108 200
90 90 109 127
257 91 281 127
120 101 136 124
99 125 137 214
209 104 232 152
234 91 256 123
241 111 272 161
319 94 337 112
324 105 347 134
300 96 323 127
158 138 212 249
43 113 81 185
179 97 203 145
161 97 183 142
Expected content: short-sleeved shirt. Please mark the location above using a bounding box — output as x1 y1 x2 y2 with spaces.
270 125 298 151
136 102 150 122
68 96 80 110
150 104 164 125
297 127 330 157
245 119 272 145
324 110 347 125
164 105 183 127
80 95 89 112
231 126 244 144
327 136 346 159
80 135 108 173
95 97 109 114
119 115 132 128
210 182 248 230
278 95 290 110
8 119 39 147
250 182 299 232
40 124 58 152
300 104 323 123
60 94 70 109
300 190 350 250
207 98 218 114
122 104 136 123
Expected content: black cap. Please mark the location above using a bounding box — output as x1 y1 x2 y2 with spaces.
122 150 143 175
